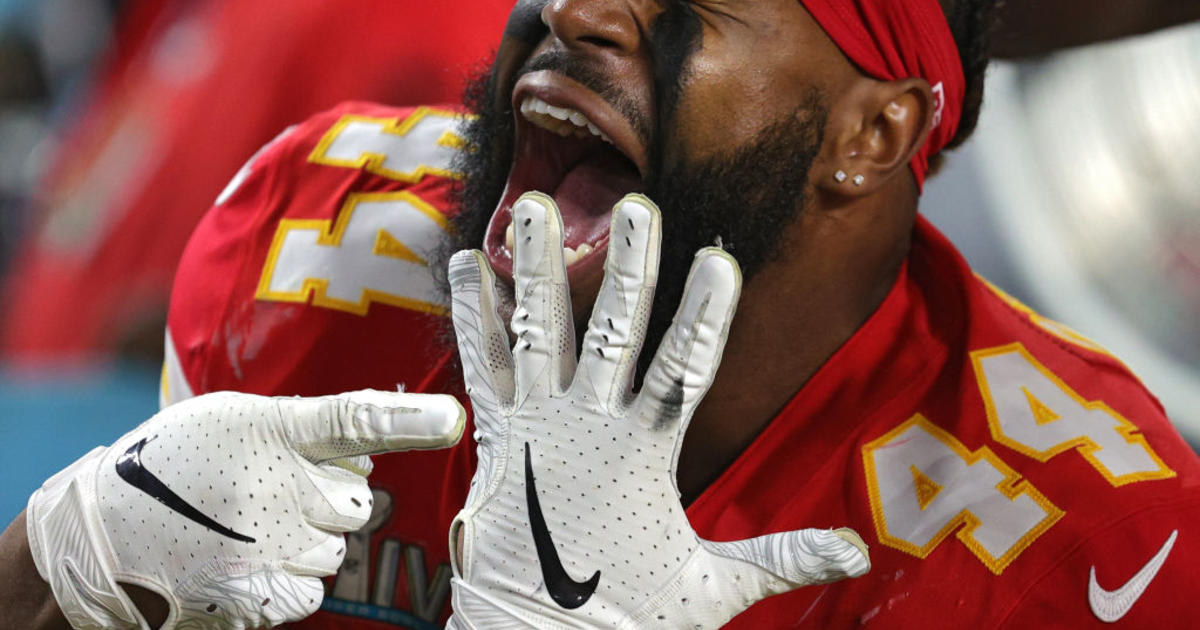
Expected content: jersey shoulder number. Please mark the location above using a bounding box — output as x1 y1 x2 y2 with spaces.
864 335 1177 576
247 103 468 317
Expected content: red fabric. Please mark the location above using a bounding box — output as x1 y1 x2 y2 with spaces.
167 103 476 629
168 102 463 400
801 0 964 189
689 217 1199 628
1 1 510 362
169 102 1200 628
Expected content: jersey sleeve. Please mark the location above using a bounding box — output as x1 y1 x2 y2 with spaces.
163 101 465 403
996 494 1200 629
979 279 1200 628
161 103 480 630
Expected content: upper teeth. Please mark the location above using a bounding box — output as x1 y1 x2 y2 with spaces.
505 221 594 267
520 96 612 144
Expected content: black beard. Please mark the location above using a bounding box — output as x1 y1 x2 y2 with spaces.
637 91 826 376
429 67 515 354
434 66 827 379
430 69 514 301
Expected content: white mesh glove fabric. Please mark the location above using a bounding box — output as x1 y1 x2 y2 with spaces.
445 192 870 629
26 389 464 630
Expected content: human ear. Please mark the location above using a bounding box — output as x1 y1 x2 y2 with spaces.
816 77 934 197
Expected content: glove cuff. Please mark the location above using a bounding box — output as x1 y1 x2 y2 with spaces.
27 447 149 630
450 577 585 630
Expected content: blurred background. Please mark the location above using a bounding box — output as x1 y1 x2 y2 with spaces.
1 0 1198 522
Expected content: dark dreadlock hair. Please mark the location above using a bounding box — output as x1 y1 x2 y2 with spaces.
932 0 999 172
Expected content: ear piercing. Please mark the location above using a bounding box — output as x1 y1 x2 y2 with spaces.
834 170 865 186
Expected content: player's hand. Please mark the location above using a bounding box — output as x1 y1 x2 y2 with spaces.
445 193 869 629
25 389 464 630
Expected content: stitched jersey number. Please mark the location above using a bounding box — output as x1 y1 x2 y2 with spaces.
864 342 1173 574
972 343 1174 486
863 415 1062 574
256 108 464 316
256 192 452 316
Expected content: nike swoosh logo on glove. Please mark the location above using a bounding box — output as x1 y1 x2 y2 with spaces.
1088 529 1177 622
525 442 600 609
116 437 256 543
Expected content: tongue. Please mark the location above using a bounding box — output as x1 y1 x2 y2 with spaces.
552 150 642 248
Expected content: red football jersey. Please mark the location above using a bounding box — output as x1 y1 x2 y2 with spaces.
166 102 1200 629
2 1 510 363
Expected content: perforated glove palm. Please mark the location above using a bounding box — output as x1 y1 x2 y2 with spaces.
445 193 869 629
26 389 464 630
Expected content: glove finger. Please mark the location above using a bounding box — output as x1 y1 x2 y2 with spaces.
700 527 870 604
280 389 466 462
326 454 373 477
179 565 325 627
634 249 741 436
573 195 661 412
510 192 577 401
282 528 350 578
261 575 325 626
297 463 374 532
283 531 349 577
450 249 516 413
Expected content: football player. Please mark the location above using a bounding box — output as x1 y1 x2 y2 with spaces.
7 0 1200 628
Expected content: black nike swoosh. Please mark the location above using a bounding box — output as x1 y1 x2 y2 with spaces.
116 437 256 543
525 442 600 609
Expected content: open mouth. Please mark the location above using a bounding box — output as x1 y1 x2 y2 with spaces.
483 71 646 284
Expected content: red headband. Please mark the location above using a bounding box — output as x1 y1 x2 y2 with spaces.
801 0 964 190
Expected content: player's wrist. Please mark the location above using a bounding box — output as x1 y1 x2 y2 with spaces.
25 447 100 581
120 584 169 629
0 512 73 630
26 447 151 630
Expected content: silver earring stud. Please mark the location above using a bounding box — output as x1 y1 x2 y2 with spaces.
834 170 847 183
852 174 865 186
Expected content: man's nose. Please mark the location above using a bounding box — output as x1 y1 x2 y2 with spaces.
541 0 657 56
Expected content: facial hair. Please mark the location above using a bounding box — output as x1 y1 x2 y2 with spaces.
436 66 827 379
637 91 826 375
439 0 699 283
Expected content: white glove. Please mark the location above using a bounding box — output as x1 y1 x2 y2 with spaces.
26 389 464 630
445 192 869 629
